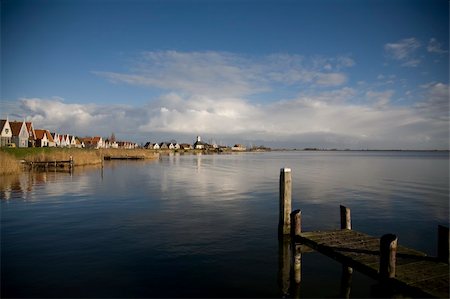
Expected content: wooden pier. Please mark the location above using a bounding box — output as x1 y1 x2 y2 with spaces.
22 156 74 171
278 168 449 298
103 155 145 160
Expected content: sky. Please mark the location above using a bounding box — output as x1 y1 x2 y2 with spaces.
1 0 449 149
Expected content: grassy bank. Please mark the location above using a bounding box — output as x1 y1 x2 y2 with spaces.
0 148 158 174
0 151 22 175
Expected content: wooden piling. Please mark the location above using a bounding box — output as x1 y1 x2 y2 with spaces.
340 205 351 230
279 168 292 236
291 209 301 237
437 225 449 263
379 234 398 278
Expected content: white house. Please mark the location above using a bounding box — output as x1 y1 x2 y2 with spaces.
232 144 247 151
51 133 60 147
25 122 36 147
194 136 206 149
46 130 56 147
59 135 67 147
69 135 77 147
35 129 50 147
10 121 29 148
0 119 12 147
180 143 193 150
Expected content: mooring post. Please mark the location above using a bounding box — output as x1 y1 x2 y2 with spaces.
379 234 398 278
437 225 449 263
69 156 73 169
279 168 292 236
291 209 302 237
291 209 302 285
340 205 351 230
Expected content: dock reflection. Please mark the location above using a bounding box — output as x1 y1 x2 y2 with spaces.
278 237 356 298
278 236 302 298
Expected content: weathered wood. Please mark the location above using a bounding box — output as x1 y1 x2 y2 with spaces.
291 209 301 237
279 168 292 235
437 225 449 263
379 234 397 278
296 229 448 298
340 205 351 230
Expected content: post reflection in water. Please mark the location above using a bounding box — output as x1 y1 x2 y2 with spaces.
1 151 448 298
278 235 303 298
278 236 356 299
340 266 353 298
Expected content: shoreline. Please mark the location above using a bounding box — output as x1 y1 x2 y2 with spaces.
1 147 448 176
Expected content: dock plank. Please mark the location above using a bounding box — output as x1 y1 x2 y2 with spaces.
297 229 449 298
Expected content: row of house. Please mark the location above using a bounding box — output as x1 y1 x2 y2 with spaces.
0 119 140 150
143 136 247 151
0 119 85 148
79 136 138 149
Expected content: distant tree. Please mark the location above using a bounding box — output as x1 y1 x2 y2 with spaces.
110 132 116 142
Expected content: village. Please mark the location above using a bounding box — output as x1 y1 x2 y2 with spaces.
0 118 265 152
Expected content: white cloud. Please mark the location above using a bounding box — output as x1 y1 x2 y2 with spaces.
7 51 447 149
315 73 347 86
94 51 264 97
366 90 394 108
94 51 351 96
415 82 449 122
12 85 448 150
427 38 448 54
384 38 421 67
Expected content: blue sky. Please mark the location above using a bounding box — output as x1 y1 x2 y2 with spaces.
1 0 449 149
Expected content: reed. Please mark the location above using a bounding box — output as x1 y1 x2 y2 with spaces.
0 148 158 173
100 148 159 159
0 151 22 175
22 148 103 166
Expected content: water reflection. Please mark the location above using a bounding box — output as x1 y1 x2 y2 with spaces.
1 151 448 298
0 165 104 201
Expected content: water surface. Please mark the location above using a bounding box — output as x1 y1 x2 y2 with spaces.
1 151 448 297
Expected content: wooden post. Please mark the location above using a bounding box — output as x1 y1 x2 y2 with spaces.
379 234 397 278
279 168 292 236
437 225 449 263
291 209 302 237
340 205 351 230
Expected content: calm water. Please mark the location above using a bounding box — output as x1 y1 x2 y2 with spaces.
1 151 449 298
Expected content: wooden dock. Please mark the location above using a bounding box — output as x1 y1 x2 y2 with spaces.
103 155 145 160
296 229 449 298
277 168 449 298
22 156 74 171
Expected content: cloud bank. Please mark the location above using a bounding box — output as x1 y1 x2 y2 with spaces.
7 50 449 149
